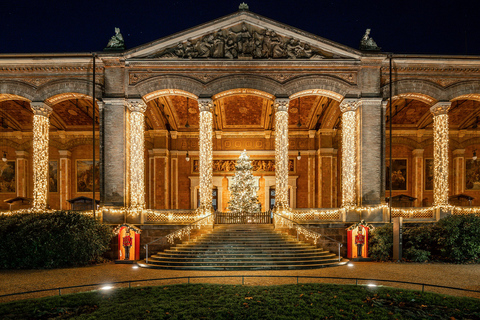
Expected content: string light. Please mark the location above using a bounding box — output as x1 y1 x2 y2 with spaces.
340 99 360 208
198 98 213 212
274 98 290 211
127 100 147 212
431 103 450 207
31 103 52 211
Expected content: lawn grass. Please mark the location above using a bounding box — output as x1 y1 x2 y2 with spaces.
1 283 479 319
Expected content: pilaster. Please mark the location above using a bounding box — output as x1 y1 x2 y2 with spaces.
412 149 424 207
453 149 465 195
58 150 71 210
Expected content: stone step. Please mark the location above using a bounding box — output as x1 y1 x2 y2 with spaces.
154 250 331 259
138 259 350 270
145 256 340 267
140 223 347 270
150 252 334 261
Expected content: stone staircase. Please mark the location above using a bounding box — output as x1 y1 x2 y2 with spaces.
138 224 348 270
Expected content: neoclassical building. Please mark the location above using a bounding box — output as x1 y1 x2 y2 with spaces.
1 7 480 224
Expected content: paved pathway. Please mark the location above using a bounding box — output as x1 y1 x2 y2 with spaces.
1 262 479 302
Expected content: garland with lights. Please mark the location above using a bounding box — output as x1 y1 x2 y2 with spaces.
274 99 290 210
128 100 147 212
31 104 52 211
198 99 213 212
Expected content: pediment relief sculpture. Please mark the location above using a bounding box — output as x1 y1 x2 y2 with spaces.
150 23 329 60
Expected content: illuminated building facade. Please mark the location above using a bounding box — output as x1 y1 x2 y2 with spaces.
1 8 480 224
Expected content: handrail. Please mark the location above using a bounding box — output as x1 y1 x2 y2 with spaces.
145 213 214 263
2 275 479 300
273 211 343 262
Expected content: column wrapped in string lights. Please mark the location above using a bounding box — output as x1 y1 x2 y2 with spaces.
274 98 290 210
31 102 53 211
431 102 450 207
127 99 147 213
198 98 213 212
339 99 361 208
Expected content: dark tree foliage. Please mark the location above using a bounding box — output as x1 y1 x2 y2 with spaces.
368 214 480 263
0 211 113 269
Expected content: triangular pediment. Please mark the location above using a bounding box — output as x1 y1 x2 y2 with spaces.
125 10 364 60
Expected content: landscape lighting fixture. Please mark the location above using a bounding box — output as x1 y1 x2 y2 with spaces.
101 285 113 290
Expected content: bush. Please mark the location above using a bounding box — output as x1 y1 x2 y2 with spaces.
368 214 480 263
403 225 434 262
0 211 113 269
434 214 480 263
368 223 393 261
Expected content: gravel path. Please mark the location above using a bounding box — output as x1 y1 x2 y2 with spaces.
1 262 479 302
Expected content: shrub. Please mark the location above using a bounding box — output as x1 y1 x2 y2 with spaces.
0 211 113 269
368 223 393 261
403 225 434 262
434 214 480 263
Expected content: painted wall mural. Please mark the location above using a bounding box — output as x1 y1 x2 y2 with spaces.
49 161 58 193
465 159 480 190
193 159 295 173
386 159 407 191
425 159 434 191
0 160 15 193
76 160 100 193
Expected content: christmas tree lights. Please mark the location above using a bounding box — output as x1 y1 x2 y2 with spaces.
227 150 261 213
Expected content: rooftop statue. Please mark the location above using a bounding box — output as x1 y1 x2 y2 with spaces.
104 27 125 51
239 2 249 10
359 29 381 51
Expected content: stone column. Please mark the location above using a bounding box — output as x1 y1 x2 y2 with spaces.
31 102 52 210
198 98 213 212
126 99 147 212
101 98 127 223
339 99 360 208
452 149 465 195
58 150 71 210
15 151 29 198
274 98 290 210
412 149 424 207
358 98 385 206
431 102 450 207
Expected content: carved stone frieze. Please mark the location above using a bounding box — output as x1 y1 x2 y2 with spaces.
192 159 295 173
149 23 327 60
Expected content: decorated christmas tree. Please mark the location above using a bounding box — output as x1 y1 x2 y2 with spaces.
228 150 261 213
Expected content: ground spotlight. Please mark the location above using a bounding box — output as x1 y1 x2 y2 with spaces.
347 263 354 267
367 283 377 287
101 285 113 290
132 265 139 269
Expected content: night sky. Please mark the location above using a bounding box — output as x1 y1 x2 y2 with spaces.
1 0 479 55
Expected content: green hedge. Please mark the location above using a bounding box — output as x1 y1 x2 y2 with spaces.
368 214 480 263
0 211 113 269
